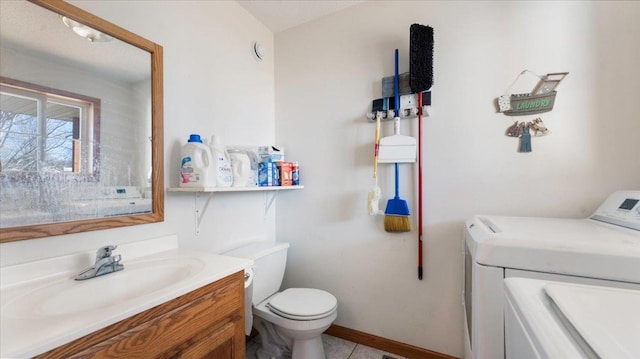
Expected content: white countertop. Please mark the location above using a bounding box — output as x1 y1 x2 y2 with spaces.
0 235 253 358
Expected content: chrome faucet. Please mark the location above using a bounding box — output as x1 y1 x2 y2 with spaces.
75 245 124 280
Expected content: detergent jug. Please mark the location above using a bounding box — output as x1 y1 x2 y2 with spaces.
179 134 215 188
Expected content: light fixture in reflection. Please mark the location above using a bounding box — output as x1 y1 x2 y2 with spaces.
60 16 113 43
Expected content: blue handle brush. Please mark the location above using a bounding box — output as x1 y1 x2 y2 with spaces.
384 49 411 233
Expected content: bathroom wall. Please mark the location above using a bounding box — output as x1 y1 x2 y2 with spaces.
275 1 640 357
1 1 276 263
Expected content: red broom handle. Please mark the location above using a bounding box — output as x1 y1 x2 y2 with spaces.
418 92 424 280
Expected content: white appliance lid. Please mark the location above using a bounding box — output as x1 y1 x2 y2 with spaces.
466 215 640 282
268 288 337 318
544 282 640 359
504 278 596 358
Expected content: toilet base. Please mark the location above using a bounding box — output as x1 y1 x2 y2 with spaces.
254 324 326 359
252 306 337 359
254 316 291 359
290 336 325 359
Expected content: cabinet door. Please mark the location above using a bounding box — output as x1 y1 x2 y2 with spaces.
36 271 245 359
178 322 236 359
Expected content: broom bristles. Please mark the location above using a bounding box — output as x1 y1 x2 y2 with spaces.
384 215 411 233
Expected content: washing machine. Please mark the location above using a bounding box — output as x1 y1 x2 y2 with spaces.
462 190 640 359
504 277 640 358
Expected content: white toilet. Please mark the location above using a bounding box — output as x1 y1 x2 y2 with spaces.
225 241 337 359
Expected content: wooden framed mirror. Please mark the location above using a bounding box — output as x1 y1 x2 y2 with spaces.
0 0 164 242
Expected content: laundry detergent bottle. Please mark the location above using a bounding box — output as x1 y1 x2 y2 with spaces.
209 134 233 187
179 134 215 188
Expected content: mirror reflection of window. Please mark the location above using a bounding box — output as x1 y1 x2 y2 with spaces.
45 101 81 173
0 78 99 177
0 93 38 172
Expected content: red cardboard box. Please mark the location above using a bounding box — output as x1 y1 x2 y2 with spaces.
279 161 293 186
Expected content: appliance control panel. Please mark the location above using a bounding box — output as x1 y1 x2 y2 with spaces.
591 190 640 231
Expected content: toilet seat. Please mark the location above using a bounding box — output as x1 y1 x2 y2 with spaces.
267 288 337 320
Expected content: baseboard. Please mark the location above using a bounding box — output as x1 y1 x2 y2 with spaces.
325 324 459 359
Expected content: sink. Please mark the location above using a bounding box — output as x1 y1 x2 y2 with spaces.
3 257 204 318
0 237 254 359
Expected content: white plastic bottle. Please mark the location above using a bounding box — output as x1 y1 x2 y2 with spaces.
229 150 252 187
179 134 215 188
209 134 233 187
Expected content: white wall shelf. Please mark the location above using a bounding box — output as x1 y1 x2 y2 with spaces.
167 186 304 235
167 186 303 193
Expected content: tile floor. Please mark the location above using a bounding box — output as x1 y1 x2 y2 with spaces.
246 334 408 359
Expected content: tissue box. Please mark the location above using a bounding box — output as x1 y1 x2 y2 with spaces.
258 145 285 162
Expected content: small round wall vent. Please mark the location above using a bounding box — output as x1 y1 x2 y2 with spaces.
253 41 265 61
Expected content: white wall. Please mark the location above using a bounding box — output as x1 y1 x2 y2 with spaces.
1 1 276 263
275 1 640 357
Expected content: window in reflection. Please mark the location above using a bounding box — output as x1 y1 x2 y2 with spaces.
45 101 81 173
0 77 99 177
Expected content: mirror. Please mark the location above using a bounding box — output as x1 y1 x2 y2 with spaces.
0 0 164 242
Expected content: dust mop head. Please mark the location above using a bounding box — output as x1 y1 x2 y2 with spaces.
368 186 381 216
410 24 434 93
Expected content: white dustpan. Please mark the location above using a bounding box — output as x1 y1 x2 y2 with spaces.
377 116 416 163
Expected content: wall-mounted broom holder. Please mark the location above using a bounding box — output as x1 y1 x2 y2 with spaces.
366 106 429 121
367 90 431 121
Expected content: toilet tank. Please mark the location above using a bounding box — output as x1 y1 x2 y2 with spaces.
224 241 289 305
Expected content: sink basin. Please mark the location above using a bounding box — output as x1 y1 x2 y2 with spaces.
1 237 253 359
3 257 204 318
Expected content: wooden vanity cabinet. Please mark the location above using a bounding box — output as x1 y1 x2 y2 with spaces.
36 271 245 359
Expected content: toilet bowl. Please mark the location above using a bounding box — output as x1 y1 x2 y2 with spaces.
254 289 337 359
224 242 337 359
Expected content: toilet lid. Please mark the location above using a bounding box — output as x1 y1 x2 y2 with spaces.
267 288 337 320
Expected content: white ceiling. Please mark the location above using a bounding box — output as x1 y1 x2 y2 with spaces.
236 0 365 33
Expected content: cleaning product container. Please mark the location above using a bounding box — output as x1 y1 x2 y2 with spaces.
209 135 233 187
229 150 254 187
179 134 215 188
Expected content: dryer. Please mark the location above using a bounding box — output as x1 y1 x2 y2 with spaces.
463 190 640 359
504 277 640 358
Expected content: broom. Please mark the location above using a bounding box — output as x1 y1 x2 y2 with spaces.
384 49 411 233
410 23 434 278
384 162 411 232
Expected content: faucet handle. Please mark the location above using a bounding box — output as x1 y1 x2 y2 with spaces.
96 245 117 260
